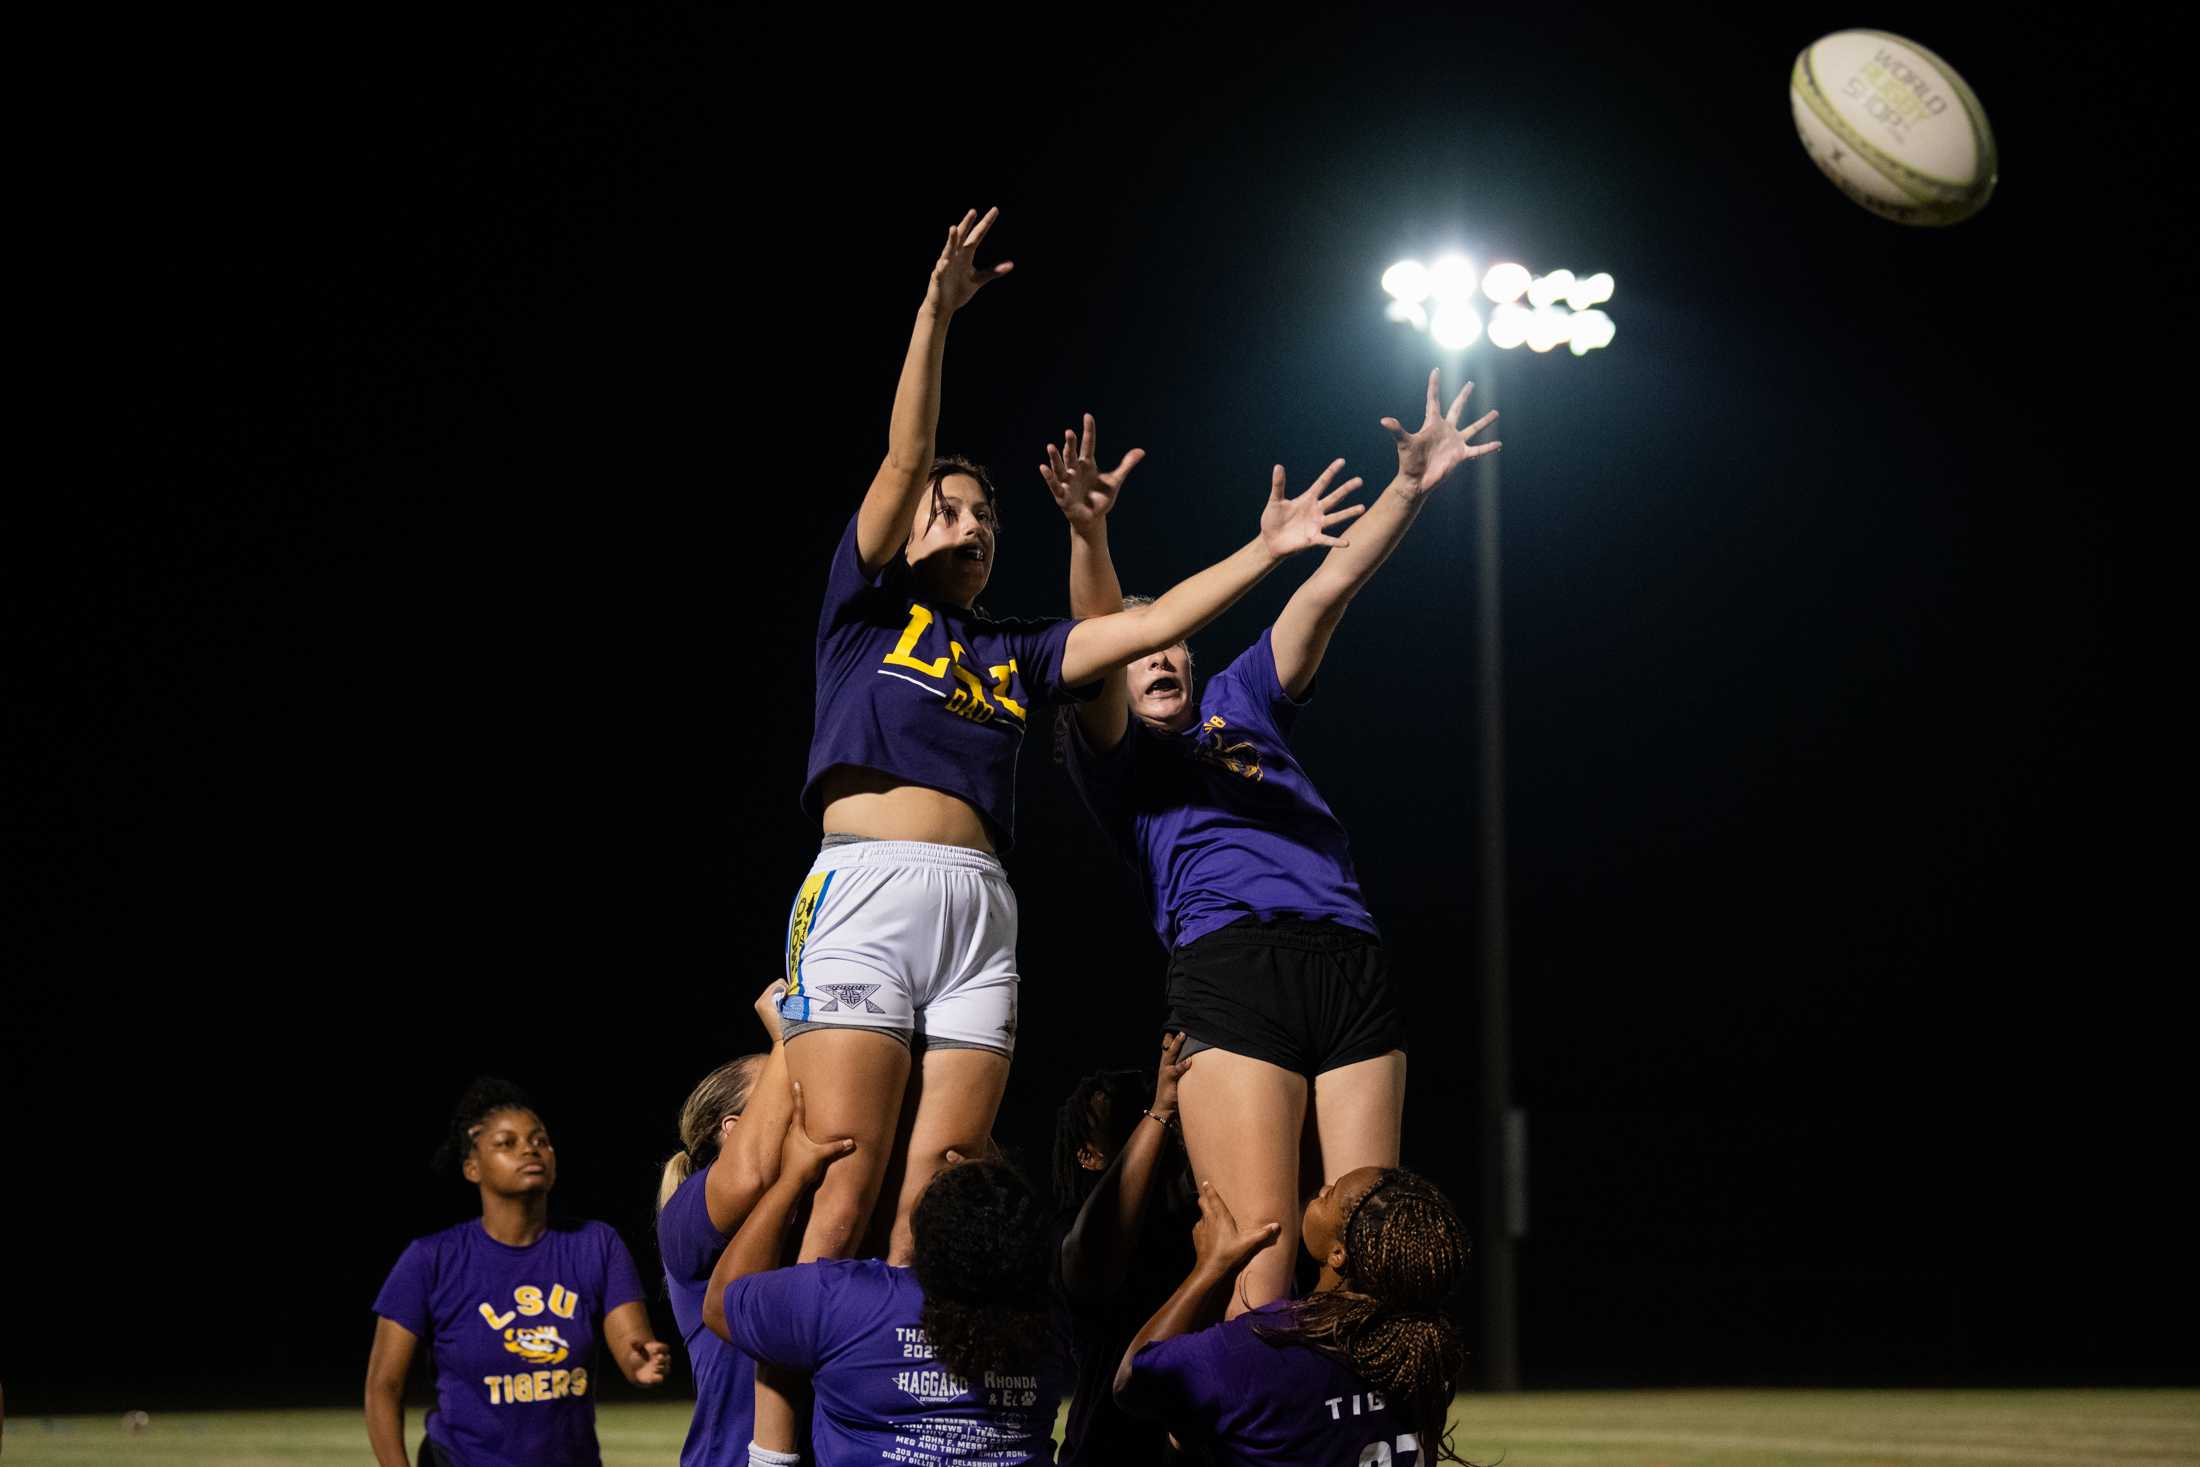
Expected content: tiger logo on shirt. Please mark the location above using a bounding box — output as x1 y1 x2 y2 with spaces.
503 1325 572 1365
1190 715 1263 781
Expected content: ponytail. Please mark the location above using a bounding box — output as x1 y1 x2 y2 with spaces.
656 1151 695 1213
657 1055 767 1214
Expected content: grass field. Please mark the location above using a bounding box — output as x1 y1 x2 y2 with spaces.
3 1391 2193 1466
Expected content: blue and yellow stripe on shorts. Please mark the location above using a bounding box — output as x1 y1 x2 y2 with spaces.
782 869 835 1023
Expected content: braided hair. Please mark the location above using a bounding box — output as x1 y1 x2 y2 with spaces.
432 1076 540 1177
1255 1170 1472 1463
910 1158 1060 1385
1050 1067 1150 1210
656 1054 768 1211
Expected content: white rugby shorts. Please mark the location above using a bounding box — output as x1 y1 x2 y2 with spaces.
779 840 1019 1056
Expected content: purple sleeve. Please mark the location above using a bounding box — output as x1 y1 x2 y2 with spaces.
370 1240 433 1337
597 1224 648 1313
820 513 892 632
1220 629 1308 736
1118 1323 1237 1427
1062 706 1138 834
1003 616 1090 704
723 1265 832 1371
657 1173 729 1286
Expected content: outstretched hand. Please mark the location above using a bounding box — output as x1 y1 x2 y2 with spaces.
779 1081 858 1190
1259 460 1366 559
926 207 1013 316
1383 368 1500 495
1190 1180 1282 1279
1042 413 1145 534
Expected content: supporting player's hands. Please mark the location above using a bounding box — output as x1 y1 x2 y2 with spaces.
1189 1180 1281 1283
626 1338 673 1388
779 1081 858 1190
925 207 1013 317
754 979 787 1043
1259 461 1367 559
1043 414 1145 536
1383 368 1500 497
1148 1032 1193 1128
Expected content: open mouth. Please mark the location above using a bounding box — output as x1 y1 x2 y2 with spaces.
1142 675 1183 698
953 543 988 565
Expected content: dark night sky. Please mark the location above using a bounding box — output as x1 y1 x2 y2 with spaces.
6 3 2188 1411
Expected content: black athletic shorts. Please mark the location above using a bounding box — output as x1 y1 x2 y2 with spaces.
1164 916 1406 1076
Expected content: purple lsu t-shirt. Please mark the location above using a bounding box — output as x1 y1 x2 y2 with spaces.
1120 1301 1431 1467
724 1258 1069 1466
372 1218 647 1467
803 512 1083 850
1064 628 1376 950
658 1171 755 1467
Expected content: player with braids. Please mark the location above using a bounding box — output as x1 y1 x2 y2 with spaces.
1115 1166 1474 1467
366 1078 670 1467
703 1087 1070 1465
655 983 800 1467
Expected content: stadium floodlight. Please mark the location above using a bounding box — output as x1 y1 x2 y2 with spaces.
1481 262 1532 304
1525 270 1575 309
1382 260 1432 304
1372 242 1618 1397
1429 254 1478 305
1568 309 1616 355
1385 298 1430 331
1430 300 1483 350
1486 302 1531 350
1565 271 1615 310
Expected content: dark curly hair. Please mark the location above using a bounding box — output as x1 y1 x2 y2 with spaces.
1255 1170 1472 1463
910 1158 1060 1385
1050 1067 1150 1210
432 1076 541 1177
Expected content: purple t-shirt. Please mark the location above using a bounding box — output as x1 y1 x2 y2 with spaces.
1120 1302 1430 1467
658 1171 755 1467
724 1259 1069 1466
1064 629 1376 950
372 1218 647 1467
804 512 1084 850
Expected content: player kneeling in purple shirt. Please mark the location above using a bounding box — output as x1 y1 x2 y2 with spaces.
703 1085 1071 1467
367 1078 670 1467
1049 374 1499 1315
656 983 802 1467
1116 1167 1470 1467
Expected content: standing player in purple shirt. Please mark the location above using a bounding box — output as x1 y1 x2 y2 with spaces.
1115 1168 1471 1467
782 203 1365 1288
1048 373 1499 1314
703 1086 1071 1467
366 1078 671 1467
656 983 800 1467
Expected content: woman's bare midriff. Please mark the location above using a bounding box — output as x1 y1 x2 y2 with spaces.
818 767 995 853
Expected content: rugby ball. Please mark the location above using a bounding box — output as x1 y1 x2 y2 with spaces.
1790 30 1997 225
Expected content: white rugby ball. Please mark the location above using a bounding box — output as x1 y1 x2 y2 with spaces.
1790 29 1997 225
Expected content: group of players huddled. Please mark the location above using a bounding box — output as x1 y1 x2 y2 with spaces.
366 208 1501 1467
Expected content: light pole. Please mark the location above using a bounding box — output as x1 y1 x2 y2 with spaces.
1381 255 1616 1394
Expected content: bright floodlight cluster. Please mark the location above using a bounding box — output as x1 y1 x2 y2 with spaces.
1382 256 1615 355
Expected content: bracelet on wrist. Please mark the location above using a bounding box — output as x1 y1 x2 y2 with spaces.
1143 1107 1177 1131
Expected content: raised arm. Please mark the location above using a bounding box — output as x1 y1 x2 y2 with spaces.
1113 1180 1279 1404
1043 415 1143 751
853 207 1013 577
1060 460 1366 688
704 982 797 1234
702 1083 857 1342
1271 369 1500 698
1060 1034 1191 1299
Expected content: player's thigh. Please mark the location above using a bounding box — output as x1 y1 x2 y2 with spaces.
1308 1048 1407 1182
880 1044 1012 1264
1177 1046 1307 1314
783 1026 912 1258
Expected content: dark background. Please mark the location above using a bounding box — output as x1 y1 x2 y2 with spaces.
7 2 2187 1413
